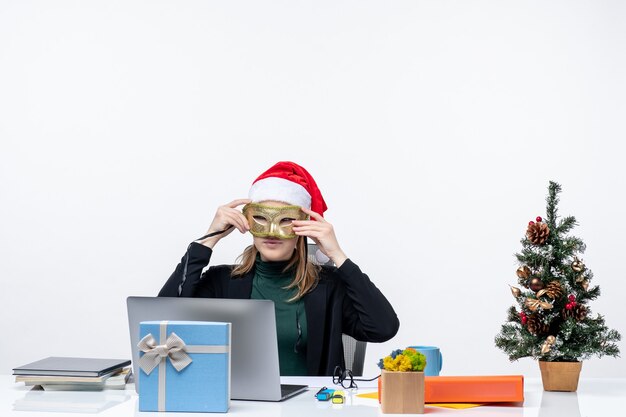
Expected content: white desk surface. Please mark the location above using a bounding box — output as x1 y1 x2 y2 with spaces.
2 375 625 416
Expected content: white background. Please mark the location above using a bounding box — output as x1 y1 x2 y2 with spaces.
1 0 624 378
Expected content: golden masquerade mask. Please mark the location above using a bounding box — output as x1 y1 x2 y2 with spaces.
242 203 308 239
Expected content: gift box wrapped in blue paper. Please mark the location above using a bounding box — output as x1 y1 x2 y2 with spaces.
138 320 230 413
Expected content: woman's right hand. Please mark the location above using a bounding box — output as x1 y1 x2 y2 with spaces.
198 199 251 248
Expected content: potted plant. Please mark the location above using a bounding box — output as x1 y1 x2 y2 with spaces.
495 182 621 391
377 348 426 414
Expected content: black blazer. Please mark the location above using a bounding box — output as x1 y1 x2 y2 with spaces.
158 242 399 376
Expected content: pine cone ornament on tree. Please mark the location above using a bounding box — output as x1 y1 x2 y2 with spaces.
562 304 588 321
576 305 588 321
526 313 549 336
526 221 550 245
543 281 563 299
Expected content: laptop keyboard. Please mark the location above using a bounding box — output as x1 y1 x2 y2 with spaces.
280 384 308 398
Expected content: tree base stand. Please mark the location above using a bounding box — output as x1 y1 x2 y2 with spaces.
538 360 582 392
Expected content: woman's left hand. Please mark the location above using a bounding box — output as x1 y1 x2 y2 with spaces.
292 208 348 267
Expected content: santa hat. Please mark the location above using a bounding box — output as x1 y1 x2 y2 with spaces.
248 161 327 216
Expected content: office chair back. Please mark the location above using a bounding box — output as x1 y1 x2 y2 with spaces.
342 334 367 376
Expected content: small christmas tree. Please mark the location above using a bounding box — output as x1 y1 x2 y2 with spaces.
495 181 620 362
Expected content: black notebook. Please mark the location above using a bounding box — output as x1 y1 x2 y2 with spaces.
13 357 131 377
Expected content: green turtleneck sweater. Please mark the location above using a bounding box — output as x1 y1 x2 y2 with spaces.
250 255 308 376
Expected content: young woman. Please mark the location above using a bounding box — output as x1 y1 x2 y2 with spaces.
158 161 399 376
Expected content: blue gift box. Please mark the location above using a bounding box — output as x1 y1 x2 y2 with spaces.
138 320 230 413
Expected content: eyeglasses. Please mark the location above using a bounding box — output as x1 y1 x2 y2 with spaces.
332 366 381 390
333 366 358 389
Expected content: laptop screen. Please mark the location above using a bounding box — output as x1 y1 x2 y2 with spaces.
127 296 300 401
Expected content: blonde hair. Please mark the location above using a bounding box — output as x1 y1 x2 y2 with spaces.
231 236 320 301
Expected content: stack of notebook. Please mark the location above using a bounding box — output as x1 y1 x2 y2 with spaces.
13 357 132 391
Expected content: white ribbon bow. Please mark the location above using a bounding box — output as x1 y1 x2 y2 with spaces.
137 332 192 375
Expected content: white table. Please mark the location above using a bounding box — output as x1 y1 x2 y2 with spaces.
2 375 625 416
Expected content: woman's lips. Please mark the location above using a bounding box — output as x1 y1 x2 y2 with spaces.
263 239 282 246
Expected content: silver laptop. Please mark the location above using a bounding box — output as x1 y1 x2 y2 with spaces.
126 296 308 401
